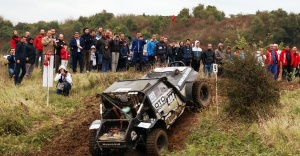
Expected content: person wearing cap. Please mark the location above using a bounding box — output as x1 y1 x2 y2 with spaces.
25 36 36 78
55 34 65 73
89 45 96 72
55 65 72 96
192 40 202 72
14 36 27 85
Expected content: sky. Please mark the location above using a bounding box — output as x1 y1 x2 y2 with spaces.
1 0 300 25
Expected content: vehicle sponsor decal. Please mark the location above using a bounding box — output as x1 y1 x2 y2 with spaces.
131 130 137 141
166 92 175 105
148 91 157 103
178 68 191 86
102 143 121 146
154 92 175 109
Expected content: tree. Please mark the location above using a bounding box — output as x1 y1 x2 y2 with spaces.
251 17 265 41
177 8 190 19
193 4 205 18
48 21 59 30
91 10 114 27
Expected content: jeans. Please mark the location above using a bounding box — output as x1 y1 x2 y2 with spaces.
132 52 143 71
204 64 213 78
15 61 26 84
156 55 167 67
61 60 68 69
268 64 278 80
35 50 44 69
119 58 127 71
8 68 14 77
111 52 119 72
55 82 72 96
102 60 109 72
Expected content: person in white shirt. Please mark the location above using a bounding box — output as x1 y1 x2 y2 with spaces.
54 65 72 96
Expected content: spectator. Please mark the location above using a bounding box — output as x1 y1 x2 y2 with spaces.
55 34 65 73
25 31 30 38
234 47 245 59
51 29 57 40
202 43 215 78
34 29 45 69
25 37 36 78
131 31 146 71
273 44 282 79
11 30 20 49
280 45 294 81
225 46 233 62
96 27 103 40
54 65 72 96
119 41 128 71
169 41 178 65
154 36 168 67
60 43 70 68
96 32 108 72
81 27 93 72
14 36 27 85
174 41 184 63
265 44 278 80
110 34 122 72
215 43 224 64
181 39 193 66
69 32 85 73
147 34 157 66
7 48 16 78
42 30 57 54
89 45 96 72
102 44 111 72
90 29 97 46
255 48 266 67
192 40 202 72
292 46 300 77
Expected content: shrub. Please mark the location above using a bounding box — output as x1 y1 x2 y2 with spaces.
222 53 280 120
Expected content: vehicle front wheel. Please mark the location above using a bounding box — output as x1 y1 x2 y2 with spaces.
146 128 168 156
88 130 110 156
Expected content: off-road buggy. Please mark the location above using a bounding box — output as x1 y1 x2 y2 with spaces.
89 62 212 156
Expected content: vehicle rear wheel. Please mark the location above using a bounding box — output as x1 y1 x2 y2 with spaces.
89 130 110 156
146 128 168 156
192 81 211 107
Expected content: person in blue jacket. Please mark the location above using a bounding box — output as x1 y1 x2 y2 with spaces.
131 31 146 71
147 34 157 66
69 32 85 73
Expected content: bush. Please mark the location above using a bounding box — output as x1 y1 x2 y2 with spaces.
222 53 280 120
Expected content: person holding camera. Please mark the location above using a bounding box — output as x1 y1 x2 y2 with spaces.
54 65 72 96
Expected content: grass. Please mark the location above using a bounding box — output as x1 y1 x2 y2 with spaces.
168 88 300 156
0 55 143 155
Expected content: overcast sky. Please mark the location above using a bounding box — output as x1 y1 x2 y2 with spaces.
1 0 299 25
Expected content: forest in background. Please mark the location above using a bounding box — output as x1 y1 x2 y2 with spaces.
1 4 300 53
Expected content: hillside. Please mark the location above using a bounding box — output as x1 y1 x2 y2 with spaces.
0 55 300 155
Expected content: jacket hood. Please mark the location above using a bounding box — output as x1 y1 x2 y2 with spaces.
59 65 67 71
194 40 200 47
27 36 34 43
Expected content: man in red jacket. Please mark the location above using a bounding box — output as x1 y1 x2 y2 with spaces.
292 46 300 77
280 45 294 81
34 29 45 69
